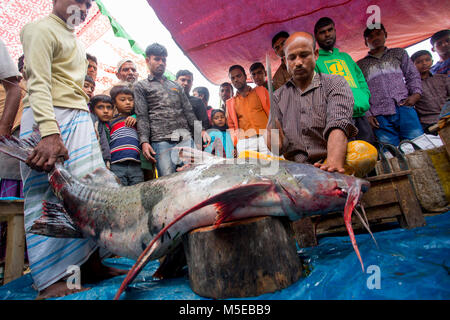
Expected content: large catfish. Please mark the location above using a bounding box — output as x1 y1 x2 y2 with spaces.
0 132 371 300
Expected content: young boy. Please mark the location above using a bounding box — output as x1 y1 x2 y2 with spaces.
249 62 268 89
357 24 424 146
205 109 235 158
89 95 114 167
109 85 143 186
430 29 450 76
411 50 450 133
83 75 96 99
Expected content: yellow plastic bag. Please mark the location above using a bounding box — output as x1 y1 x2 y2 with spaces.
238 140 377 178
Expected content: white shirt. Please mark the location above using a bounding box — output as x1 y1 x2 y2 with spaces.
0 38 20 80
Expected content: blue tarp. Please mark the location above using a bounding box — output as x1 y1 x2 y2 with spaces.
1 212 449 300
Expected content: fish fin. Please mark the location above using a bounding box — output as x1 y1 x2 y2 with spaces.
113 181 274 300
0 126 41 162
212 182 275 226
29 201 84 238
79 167 122 188
344 184 365 272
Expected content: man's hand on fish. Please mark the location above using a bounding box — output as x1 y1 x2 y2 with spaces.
314 129 347 174
142 142 156 163
26 133 69 172
313 161 346 174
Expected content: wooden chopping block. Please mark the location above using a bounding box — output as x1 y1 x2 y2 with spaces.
182 216 302 299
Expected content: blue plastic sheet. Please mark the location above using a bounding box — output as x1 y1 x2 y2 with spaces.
1 212 449 300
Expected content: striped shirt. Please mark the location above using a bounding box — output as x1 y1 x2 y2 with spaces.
109 115 141 164
268 73 357 164
357 47 422 117
415 73 450 124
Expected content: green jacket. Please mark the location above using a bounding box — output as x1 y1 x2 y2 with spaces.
315 48 371 117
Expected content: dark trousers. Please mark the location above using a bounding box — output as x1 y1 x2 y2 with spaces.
110 161 144 186
351 115 377 146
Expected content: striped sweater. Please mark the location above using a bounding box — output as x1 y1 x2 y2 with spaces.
109 115 141 164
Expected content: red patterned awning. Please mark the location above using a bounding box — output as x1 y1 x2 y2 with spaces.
147 0 450 85
0 0 148 93
0 0 110 62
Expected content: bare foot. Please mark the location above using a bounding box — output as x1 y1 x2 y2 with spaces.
35 250 127 299
36 281 90 300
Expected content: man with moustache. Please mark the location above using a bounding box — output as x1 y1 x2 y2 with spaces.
176 69 210 131
103 59 139 95
134 43 210 177
226 64 271 156
272 31 291 90
19 0 125 299
266 32 357 173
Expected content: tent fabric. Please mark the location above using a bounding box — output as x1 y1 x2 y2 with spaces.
0 0 110 63
0 0 149 93
147 0 450 85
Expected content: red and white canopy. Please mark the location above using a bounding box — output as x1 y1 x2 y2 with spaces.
147 0 450 84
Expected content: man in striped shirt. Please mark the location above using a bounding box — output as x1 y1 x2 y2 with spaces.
266 32 357 173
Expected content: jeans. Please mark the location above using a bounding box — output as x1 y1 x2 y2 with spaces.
151 138 195 177
374 105 424 146
110 161 144 186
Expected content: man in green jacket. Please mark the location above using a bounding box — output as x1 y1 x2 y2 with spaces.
314 17 376 145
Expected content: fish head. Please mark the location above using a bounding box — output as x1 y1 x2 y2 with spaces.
278 162 370 216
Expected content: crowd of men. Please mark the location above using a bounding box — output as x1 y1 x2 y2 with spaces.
0 0 448 299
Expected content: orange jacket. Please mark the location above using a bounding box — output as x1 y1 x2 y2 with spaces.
225 86 271 146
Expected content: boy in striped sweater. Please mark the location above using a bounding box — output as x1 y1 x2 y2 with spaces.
109 86 144 186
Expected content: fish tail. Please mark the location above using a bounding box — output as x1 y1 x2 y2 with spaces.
344 184 365 272
29 201 84 238
0 126 40 162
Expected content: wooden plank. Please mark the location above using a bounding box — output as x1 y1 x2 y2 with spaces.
362 180 399 207
366 170 412 182
394 178 426 229
0 200 24 218
315 205 402 232
438 122 450 158
4 214 25 284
